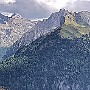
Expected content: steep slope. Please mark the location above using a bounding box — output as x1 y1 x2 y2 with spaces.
0 28 90 90
75 11 90 26
4 9 90 59
0 13 36 60
16 9 90 47
0 14 36 47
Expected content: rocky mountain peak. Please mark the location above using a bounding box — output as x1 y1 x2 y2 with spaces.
50 9 90 26
2 9 90 60
10 13 22 19
10 9 90 48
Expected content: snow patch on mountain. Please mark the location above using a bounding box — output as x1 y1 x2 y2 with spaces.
1 12 13 17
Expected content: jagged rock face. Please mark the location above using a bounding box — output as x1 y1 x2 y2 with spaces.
14 9 90 47
3 9 67 59
0 13 36 60
75 11 90 26
11 9 68 47
0 14 36 47
78 11 90 25
3 9 90 60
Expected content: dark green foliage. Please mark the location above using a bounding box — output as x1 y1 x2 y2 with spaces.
0 29 90 90
0 47 8 61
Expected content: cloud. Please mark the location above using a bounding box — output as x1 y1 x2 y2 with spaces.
0 0 56 19
0 0 16 4
65 0 90 12
0 0 90 19
36 0 71 10
0 0 74 19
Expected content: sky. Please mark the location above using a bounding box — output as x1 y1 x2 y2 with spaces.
0 0 90 20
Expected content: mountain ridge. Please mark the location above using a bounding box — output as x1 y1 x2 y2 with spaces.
0 13 37 60
3 9 90 59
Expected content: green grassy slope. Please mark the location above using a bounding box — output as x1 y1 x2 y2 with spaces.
60 13 90 39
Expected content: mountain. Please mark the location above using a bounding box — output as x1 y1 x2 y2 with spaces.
0 13 36 60
4 9 90 59
0 13 36 47
0 28 90 90
75 11 90 26
1 12 13 18
14 9 90 46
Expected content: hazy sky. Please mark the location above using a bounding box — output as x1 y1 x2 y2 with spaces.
0 0 90 19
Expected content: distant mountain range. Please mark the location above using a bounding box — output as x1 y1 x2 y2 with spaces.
3 9 90 60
